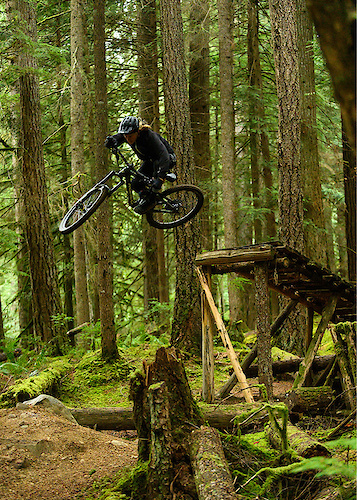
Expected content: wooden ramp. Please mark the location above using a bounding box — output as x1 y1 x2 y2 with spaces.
195 242 356 403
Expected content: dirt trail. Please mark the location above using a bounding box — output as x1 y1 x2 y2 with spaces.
0 407 137 500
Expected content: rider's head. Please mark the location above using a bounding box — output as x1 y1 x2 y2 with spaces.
118 116 140 145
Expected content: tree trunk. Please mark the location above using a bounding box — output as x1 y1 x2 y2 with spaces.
268 0 306 355
218 0 239 324
93 0 119 360
189 0 212 252
13 0 65 354
160 0 202 353
306 0 356 152
137 0 165 310
341 122 356 282
71 0 90 327
254 263 273 400
297 0 328 268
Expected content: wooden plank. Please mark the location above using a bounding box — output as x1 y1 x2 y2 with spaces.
196 267 254 404
195 246 275 266
292 295 339 389
201 268 215 403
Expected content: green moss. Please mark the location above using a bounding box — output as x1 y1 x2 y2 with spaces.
58 350 131 408
0 358 71 407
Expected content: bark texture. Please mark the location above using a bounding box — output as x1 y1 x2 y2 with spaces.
160 0 202 352
14 0 65 352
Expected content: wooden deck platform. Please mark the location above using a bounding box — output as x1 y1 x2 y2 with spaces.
195 241 356 324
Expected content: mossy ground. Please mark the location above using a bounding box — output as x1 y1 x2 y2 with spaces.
1 326 355 500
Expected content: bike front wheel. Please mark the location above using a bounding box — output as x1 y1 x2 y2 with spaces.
59 185 109 234
146 184 204 229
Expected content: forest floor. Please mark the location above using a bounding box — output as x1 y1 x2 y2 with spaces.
0 334 354 500
0 406 138 500
0 376 293 500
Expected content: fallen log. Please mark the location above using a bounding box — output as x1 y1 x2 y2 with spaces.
245 354 335 379
265 421 331 458
285 386 335 415
190 426 245 500
147 382 172 500
70 404 269 432
0 359 70 407
70 407 135 430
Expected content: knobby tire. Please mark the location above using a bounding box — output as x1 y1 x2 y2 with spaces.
59 185 109 234
146 184 204 229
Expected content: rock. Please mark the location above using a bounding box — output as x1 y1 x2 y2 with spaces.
16 395 78 424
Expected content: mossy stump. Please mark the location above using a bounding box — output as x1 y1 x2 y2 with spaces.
130 347 203 499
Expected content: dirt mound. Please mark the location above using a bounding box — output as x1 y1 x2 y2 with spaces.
0 407 137 500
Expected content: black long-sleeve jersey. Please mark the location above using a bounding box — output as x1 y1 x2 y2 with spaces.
113 127 174 177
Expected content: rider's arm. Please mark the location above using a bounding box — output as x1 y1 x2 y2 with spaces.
104 133 126 149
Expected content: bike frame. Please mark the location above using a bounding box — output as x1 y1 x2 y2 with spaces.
95 148 153 208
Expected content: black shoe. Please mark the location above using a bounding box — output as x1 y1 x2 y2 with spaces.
133 195 156 215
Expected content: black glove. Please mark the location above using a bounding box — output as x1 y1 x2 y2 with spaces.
104 135 117 149
152 177 164 192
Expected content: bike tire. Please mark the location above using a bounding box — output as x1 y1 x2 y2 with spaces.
146 184 204 229
59 185 109 234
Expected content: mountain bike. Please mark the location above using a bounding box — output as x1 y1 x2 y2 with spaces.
59 148 204 234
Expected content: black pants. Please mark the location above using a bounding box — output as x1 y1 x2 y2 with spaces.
131 155 176 193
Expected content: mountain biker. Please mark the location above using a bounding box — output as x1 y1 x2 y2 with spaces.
104 116 176 214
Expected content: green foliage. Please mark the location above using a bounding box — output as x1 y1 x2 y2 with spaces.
291 438 357 480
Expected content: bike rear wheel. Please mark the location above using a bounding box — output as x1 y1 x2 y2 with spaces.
146 184 204 229
59 185 109 234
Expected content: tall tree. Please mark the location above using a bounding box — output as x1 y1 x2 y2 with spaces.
160 0 202 352
11 0 66 353
189 0 212 251
137 0 165 310
218 0 240 324
93 0 119 360
307 0 356 153
342 122 356 282
71 0 90 326
296 0 327 267
269 0 305 354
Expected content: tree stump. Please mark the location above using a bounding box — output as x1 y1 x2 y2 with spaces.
130 347 203 499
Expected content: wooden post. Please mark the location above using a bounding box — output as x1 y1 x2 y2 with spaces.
254 263 273 400
305 307 314 354
201 267 215 403
292 295 339 389
216 299 298 400
196 267 254 404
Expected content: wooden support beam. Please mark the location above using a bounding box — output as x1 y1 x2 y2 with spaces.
216 299 298 400
292 295 339 389
201 267 215 403
255 262 273 400
196 267 254 404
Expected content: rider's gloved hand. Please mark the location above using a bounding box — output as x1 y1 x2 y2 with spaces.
152 177 164 192
104 135 117 149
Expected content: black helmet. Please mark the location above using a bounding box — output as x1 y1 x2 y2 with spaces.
118 116 140 134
